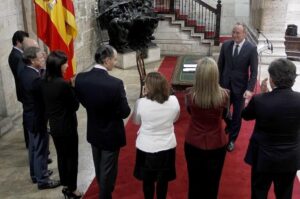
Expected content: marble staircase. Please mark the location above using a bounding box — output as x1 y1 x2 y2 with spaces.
154 13 215 56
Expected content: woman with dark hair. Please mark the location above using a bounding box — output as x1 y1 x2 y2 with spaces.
185 57 229 199
132 72 180 199
40 51 81 198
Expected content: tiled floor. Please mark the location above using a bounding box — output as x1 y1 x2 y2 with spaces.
0 58 299 198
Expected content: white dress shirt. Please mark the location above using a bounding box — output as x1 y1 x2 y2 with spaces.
232 38 246 56
132 95 180 153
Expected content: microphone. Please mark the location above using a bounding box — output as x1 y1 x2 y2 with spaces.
270 43 273 53
256 28 261 34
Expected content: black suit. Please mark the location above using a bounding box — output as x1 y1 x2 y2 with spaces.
8 47 25 101
40 77 79 191
218 40 258 142
75 67 130 199
19 66 49 186
242 88 300 199
8 47 29 147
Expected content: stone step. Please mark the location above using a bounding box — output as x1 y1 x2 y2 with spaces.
260 53 287 65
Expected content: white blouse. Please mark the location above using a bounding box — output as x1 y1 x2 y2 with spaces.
132 95 180 153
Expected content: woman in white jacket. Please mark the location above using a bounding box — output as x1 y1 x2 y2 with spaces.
132 72 180 199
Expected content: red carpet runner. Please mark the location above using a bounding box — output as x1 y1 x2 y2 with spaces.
83 56 300 199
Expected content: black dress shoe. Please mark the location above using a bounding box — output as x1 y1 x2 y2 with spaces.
227 141 235 152
38 180 61 190
47 158 53 164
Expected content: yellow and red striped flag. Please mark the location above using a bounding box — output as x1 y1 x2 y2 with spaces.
34 0 78 79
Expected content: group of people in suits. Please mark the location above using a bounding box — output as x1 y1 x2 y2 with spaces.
8 31 60 190
7 20 300 199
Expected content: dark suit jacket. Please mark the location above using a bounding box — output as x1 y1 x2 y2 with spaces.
75 68 131 150
40 77 79 137
218 40 258 94
19 66 46 133
242 88 300 172
8 47 25 102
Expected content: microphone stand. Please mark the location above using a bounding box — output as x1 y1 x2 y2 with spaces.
257 29 273 53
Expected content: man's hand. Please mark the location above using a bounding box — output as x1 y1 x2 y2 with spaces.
260 78 269 93
243 90 253 105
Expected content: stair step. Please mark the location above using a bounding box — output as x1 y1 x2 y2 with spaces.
195 25 206 33
286 50 300 56
177 14 188 20
186 19 197 26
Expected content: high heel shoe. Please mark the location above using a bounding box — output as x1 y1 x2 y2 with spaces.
62 188 82 199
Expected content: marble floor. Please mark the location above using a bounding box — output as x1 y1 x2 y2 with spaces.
0 58 300 199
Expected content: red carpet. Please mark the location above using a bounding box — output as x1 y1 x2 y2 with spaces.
83 56 300 199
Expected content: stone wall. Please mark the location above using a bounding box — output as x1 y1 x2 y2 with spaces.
0 0 25 119
0 1 100 133
220 0 250 35
286 0 300 34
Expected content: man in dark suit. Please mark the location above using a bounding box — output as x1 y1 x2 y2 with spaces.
242 58 300 199
218 22 258 151
8 30 29 148
19 46 60 190
75 45 131 199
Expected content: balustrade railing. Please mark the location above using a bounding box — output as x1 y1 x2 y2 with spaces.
154 0 221 45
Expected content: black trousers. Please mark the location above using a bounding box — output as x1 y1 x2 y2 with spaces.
251 168 296 199
52 133 79 191
22 109 29 148
92 146 120 199
184 143 226 199
143 179 168 199
228 90 245 142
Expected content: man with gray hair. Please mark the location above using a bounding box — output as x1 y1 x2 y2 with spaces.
75 44 131 199
242 58 300 199
19 46 60 190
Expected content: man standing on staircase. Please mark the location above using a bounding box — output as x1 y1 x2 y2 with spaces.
218 22 258 152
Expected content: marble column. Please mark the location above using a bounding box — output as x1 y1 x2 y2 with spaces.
258 0 288 64
286 0 300 32
260 0 288 37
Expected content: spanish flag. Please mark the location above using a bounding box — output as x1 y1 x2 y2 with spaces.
34 0 78 79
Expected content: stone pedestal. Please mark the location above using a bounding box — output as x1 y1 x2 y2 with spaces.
116 46 161 69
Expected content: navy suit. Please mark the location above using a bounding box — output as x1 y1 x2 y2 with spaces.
75 67 130 199
218 40 258 142
19 66 49 185
242 88 300 199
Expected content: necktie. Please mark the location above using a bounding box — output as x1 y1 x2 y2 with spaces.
234 44 239 57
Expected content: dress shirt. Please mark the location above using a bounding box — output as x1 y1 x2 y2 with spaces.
232 38 246 56
94 64 107 71
13 46 23 53
26 65 40 74
132 95 180 153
